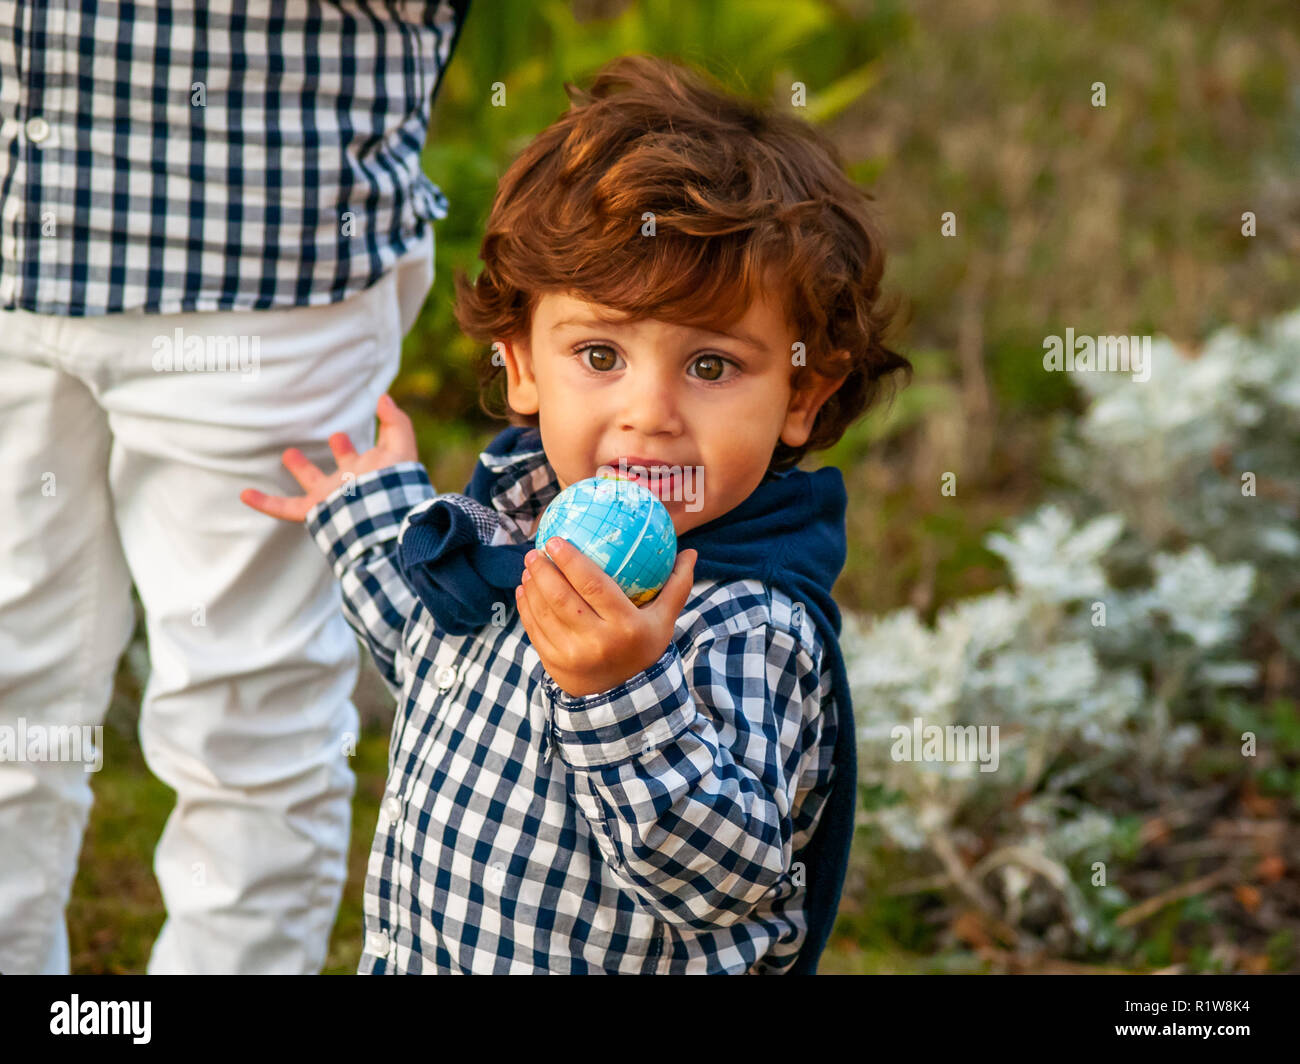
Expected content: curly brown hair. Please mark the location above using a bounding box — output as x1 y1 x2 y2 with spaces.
452 53 910 471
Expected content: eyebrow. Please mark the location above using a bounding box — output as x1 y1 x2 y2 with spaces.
550 317 767 352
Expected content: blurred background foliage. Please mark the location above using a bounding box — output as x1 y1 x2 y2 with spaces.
82 0 1300 973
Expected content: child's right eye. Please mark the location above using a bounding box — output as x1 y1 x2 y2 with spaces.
575 343 623 372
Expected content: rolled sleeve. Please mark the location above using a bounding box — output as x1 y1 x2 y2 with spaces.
537 624 828 932
306 462 435 570
539 643 696 771
305 461 435 692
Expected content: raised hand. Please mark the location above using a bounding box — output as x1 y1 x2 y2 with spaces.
240 393 419 522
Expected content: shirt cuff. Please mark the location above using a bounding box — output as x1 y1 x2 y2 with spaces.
540 642 697 770
305 461 435 570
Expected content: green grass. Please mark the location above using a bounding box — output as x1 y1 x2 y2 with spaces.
68 709 167 974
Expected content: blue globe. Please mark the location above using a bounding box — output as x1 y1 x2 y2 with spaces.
536 475 678 604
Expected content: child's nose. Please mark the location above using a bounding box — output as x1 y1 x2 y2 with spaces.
618 372 685 435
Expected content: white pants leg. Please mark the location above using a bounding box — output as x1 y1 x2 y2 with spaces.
0 236 434 974
0 330 137 974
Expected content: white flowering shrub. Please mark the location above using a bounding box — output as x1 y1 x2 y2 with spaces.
841 310 1298 960
1059 312 1300 656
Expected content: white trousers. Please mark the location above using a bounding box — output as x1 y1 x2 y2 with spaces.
0 236 434 974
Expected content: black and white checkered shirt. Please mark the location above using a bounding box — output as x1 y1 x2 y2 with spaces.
305 437 840 974
0 0 469 315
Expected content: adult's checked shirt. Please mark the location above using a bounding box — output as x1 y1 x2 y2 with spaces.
0 0 469 315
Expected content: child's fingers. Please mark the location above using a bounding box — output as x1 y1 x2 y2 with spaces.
515 580 562 663
328 432 357 464
239 488 311 523
539 538 623 620
520 555 571 630
281 447 326 492
376 394 415 455
648 549 697 617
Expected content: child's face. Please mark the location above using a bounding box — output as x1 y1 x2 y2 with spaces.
498 287 846 536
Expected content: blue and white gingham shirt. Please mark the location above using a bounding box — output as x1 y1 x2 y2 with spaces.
306 436 841 974
0 0 468 315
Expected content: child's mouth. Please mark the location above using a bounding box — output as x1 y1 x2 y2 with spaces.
612 466 681 501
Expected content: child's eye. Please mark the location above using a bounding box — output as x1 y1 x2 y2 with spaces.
573 344 738 383
689 354 738 383
575 343 622 372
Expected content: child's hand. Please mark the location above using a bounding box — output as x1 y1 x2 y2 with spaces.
517 537 698 698
240 394 418 522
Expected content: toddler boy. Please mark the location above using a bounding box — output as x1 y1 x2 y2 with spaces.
242 53 908 973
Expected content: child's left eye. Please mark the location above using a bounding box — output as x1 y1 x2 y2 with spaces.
688 354 737 383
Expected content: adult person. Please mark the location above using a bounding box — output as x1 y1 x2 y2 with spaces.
0 0 472 975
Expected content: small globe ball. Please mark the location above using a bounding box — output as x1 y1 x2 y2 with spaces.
535 475 678 604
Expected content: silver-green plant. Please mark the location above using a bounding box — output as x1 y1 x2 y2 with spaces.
839 309 1300 957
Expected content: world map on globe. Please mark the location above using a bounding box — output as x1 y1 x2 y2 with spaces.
535 475 678 604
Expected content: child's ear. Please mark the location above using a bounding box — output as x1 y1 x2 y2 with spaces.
780 356 849 450
500 337 540 416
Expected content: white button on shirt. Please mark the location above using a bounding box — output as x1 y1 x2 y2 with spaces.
435 664 457 690
24 116 50 143
365 930 391 956
381 795 402 823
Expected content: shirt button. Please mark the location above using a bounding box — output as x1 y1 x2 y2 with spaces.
25 116 51 143
381 795 402 823
364 929 391 956
435 664 457 690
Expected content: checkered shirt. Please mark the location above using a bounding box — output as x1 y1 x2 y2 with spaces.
0 0 468 315
305 440 841 974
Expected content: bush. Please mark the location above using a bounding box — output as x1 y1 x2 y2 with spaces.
841 309 1300 966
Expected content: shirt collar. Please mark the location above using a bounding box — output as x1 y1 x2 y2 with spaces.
475 427 559 535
